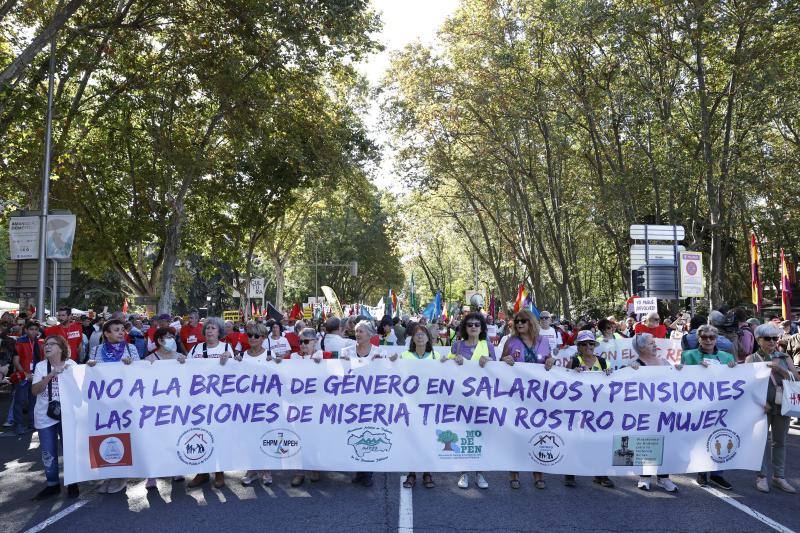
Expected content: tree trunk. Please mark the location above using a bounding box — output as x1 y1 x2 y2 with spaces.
273 258 286 312
157 203 183 314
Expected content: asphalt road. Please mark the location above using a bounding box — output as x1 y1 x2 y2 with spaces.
1 389 798 533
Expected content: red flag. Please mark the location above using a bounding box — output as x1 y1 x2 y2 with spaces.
750 233 762 313
251 301 257 317
122 298 129 314
289 303 303 320
513 284 527 313
781 248 792 320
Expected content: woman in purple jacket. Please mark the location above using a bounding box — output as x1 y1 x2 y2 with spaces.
501 309 551 489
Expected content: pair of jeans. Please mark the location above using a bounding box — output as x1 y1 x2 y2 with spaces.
13 380 34 433
38 423 63 486
5 383 15 425
760 411 790 478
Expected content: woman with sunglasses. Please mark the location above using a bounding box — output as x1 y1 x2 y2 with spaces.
680 324 735 490
266 322 291 358
500 309 550 489
236 323 275 487
444 312 494 489
634 312 668 339
564 330 615 488
746 323 800 493
401 325 439 489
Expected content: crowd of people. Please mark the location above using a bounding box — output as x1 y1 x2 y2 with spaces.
0 304 798 501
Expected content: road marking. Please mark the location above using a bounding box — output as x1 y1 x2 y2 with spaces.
23 498 90 533
398 476 413 533
700 486 796 533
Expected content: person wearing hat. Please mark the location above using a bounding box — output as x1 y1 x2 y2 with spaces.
746 323 800 493
564 330 615 488
537 311 562 353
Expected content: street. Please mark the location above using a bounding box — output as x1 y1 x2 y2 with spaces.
1 392 798 533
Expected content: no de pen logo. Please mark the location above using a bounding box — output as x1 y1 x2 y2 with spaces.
347 426 392 463
176 428 214 466
259 429 302 459
436 429 484 459
707 428 740 464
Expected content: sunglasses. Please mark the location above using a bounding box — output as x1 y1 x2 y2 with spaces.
247 333 262 339
699 335 717 340
760 336 780 342
514 319 529 325
466 322 481 328
577 341 597 347
300 339 315 345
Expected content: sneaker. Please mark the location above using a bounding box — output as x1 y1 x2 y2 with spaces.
709 474 732 490
2 421 13 428
241 473 260 486
457 473 469 489
33 485 60 500
695 473 708 487
637 477 651 491
755 476 770 493
172 476 185 482
476 472 488 489
290 474 305 487
105 478 127 494
656 478 678 493
66 483 79 498
261 472 273 486
145 478 157 490
772 477 797 493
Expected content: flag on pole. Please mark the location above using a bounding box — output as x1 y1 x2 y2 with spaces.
513 284 527 313
488 292 496 320
251 301 257 317
289 303 303 321
409 274 417 313
390 289 398 318
122 298 128 314
750 233 762 313
781 248 792 320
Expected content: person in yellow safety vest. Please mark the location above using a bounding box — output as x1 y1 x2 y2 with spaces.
397 325 439 490
442 312 495 490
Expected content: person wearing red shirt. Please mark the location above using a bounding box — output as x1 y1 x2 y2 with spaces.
634 312 668 339
44 308 83 361
180 310 205 352
223 320 249 351
11 321 43 434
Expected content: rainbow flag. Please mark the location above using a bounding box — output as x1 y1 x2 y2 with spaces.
750 233 762 313
781 248 792 320
513 284 527 313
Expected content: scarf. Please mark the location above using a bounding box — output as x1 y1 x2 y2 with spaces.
102 341 127 362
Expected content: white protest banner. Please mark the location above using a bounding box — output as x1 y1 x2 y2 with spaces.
551 337 683 369
633 297 657 315
60 359 769 484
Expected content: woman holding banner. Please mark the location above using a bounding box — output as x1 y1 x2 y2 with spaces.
628 333 680 492
445 312 494 490
746 323 799 493
30 335 78 500
501 310 550 489
266 322 291 358
402 325 439 489
564 330 615 488
341 321 383 487
182 317 242 489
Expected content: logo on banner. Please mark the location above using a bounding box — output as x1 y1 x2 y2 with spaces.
347 426 392 463
435 429 483 459
529 431 564 467
176 428 214 465
259 429 301 458
707 428 740 464
88 433 133 468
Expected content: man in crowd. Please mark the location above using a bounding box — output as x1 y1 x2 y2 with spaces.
44 307 83 362
538 311 562 352
180 310 205 352
319 317 356 357
5 321 42 436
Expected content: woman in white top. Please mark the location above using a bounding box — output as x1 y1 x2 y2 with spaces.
340 321 382 488
181 317 242 489
266 322 291 357
31 335 78 500
239 323 274 487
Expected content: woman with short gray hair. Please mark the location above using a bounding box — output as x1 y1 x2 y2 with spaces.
746 323 800 493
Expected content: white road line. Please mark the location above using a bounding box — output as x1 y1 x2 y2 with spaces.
700 486 796 533
398 476 413 533
23 498 90 533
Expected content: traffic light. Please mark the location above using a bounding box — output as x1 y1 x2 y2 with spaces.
631 268 646 296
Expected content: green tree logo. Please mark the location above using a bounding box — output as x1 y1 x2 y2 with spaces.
437 430 459 451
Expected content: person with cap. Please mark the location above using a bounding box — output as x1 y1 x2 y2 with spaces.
537 311 562 352
319 317 355 358
634 312 667 339
563 330 615 488
44 307 84 362
628 333 680 492
746 323 800 493
501 309 550 489
681 324 735 490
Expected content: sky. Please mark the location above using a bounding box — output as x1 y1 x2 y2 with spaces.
358 0 460 192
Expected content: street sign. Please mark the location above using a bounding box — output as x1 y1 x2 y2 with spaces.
4 260 71 299
8 214 76 260
629 225 685 241
630 245 686 269
679 251 704 297
231 278 265 299
633 297 658 314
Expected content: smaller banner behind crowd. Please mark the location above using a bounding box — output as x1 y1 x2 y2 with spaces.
60 359 770 484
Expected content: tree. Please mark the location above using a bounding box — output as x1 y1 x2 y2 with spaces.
437 430 459 452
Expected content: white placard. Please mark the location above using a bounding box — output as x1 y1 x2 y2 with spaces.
9 216 39 259
680 252 704 298
633 297 658 315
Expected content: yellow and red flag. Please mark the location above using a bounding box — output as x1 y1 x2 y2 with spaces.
781 248 792 320
513 283 527 313
750 233 762 313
